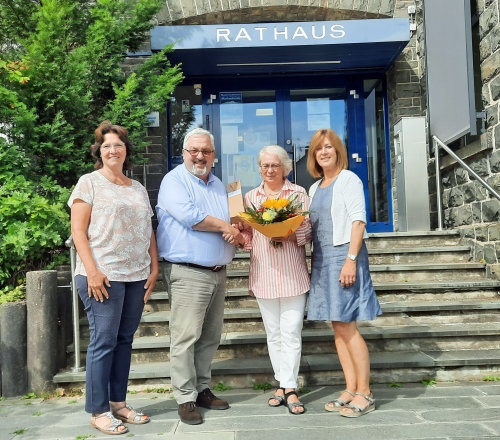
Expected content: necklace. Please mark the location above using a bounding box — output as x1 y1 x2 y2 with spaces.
264 186 283 198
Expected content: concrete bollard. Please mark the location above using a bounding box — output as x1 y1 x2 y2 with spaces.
0 301 27 397
26 270 58 394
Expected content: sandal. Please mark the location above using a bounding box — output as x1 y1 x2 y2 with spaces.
90 412 128 435
325 389 355 412
284 390 305 415
111 404 150 424
268 388 285 407
339 392 375 418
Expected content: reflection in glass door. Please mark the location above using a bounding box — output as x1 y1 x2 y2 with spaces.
219 90 277 195
290 88 348 192
168 85 203 169
364 79 391 228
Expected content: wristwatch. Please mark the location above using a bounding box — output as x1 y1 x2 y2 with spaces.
347 253 357 261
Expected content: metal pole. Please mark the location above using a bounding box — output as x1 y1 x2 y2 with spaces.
65 236 85 372
143 162 147 189
433 135 500 201
434 138 443 231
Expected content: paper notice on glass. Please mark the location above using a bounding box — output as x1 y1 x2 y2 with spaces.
307 97 330 131
220 102 243 124
233 155 256 188
308 112 331 131
221 125 239 154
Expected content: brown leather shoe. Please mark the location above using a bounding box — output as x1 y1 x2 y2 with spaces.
196 388 229 410
178 401 203 425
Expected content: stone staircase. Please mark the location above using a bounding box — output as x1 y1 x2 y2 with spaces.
54 230 500 388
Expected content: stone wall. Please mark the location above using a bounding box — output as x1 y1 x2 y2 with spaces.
437 0 500 266
157 0 395 25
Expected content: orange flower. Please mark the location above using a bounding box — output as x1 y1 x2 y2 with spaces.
262 199 277 209
262 198 290 210
275 198 290 209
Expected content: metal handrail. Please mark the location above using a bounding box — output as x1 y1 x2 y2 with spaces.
433 135 500 230
65 235 85 372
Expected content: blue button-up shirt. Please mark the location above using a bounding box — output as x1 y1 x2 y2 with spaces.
155 164 235 266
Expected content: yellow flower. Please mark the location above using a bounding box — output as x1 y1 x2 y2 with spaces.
262 210 277 221
262 199 276 209
276 198 290 209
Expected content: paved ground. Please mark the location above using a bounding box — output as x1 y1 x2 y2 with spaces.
1 382 500 439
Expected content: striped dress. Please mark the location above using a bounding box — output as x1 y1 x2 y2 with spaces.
242 179 312 299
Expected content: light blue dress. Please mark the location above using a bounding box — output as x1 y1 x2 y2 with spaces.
307 179 382 322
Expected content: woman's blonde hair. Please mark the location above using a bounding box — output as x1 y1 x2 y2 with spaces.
306 128 348 178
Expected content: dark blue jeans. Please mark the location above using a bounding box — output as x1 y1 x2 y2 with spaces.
76 275 145 414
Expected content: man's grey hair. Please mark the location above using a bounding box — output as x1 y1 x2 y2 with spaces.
258 145 293 175
183 128 215 150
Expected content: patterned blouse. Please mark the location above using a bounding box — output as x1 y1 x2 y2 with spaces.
68 171 154 282
241 179 312 299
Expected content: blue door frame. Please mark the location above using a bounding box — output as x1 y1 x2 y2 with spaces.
169 74 393 232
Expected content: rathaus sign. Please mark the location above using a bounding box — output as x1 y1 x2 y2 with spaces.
151 19 410 50
215 24 346 43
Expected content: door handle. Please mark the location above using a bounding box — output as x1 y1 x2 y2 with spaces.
206 115 210 131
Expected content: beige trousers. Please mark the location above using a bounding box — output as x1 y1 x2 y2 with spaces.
164 263 226 404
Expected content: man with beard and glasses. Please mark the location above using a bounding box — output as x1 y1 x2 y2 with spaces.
156 127 243 425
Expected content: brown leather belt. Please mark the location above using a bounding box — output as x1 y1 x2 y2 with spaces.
168 261 225 272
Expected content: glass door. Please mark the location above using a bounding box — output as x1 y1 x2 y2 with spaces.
217 90 277 195
167 85 203 169
167 78 393 232
288 88 349 192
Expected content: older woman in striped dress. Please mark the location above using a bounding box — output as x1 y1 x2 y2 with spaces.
239 145 311 415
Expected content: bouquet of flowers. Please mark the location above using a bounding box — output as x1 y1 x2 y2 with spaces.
237 193 310 247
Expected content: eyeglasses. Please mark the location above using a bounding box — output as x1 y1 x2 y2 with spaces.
317 145 334 152
260 163 282 171
101 143 126 151
183 148 215 157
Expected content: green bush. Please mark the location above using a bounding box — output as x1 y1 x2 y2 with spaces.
1 0 183 187
0 169 70 292
0 1 183 299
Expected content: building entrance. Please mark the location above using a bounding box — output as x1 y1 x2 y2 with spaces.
168 76 392 232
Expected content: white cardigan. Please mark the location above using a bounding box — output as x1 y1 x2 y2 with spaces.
309 169 368 246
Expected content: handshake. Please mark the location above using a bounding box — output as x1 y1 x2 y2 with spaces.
222 222 245 246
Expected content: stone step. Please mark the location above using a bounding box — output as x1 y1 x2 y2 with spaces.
228 246 472 269
224 263 487 288
72 319 500 360
365 230 462 249
107 280 500 313
55 348 500 386
79 296 500 329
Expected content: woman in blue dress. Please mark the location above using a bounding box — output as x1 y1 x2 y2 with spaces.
307 128 382 418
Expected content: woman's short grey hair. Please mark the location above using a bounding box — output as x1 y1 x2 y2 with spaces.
183 128 215 150
258 145 293 175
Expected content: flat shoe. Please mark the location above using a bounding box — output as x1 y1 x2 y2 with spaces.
90 412 128 435
112 404 150 424
268 388 285 407
325 389 355 412
284 390 305 415
339 392 375 418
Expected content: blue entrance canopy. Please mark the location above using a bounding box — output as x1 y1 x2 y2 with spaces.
151 19 410 75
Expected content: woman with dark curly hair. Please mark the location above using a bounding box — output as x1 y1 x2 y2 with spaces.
68 121 158 435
